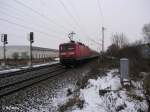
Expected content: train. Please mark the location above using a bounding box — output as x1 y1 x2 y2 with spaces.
59 41 98 66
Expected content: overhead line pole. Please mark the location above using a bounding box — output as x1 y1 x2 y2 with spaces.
100 26 105 64
102 26 105 52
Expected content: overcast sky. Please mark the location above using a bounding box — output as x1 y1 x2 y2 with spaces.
0 0 150 51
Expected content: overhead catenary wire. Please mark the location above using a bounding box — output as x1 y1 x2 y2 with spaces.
0 0 103 51
96 0 106 52
61 0 100 47
56 0 96 44
13 0 93 44
97 0 104 26
56 0 80 28
66 0 93 39
15 0 100 48
56 0 91 42
64 0 103 47
38 0 78 32
56 0 88 42
66 0 81 23
1 0 85 44
2 1 70 34
39 0 76 33
13 0 71 32
0 9 65 36
0 18 64 40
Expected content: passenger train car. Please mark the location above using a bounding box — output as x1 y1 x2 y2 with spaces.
59 41 98 66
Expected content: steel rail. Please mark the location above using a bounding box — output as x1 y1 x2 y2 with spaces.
0 63 67 98
0 62 60 78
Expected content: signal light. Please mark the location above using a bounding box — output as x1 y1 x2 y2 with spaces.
1 34 8 44
30 32 34 43
4 34 7 42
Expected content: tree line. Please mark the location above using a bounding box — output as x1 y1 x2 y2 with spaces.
107 22 150 58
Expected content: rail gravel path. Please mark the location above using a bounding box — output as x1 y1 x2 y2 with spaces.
0 62 66 97
0 60 97 112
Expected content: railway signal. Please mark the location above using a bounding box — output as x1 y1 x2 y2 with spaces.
30 32 34 43
28 32 34 67
1 34 8 67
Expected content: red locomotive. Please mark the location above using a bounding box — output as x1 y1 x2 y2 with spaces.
59 41 98 66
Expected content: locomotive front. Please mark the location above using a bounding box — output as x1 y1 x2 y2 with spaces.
59 42 76 65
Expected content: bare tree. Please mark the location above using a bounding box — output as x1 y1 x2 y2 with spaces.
111 33 128 48
133 39 144 46
143 23 150 43
107 44 120 57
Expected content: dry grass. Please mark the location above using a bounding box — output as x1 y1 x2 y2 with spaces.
127 93 145 102
58 61 104 112
58 96 84 112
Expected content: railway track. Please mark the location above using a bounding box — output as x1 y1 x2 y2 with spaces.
0 62 60 78
0 63 66 98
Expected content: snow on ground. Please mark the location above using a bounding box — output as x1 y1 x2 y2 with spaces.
3 85 75 112
32 61 59 68
0 61 59 74
0 68 21 74
54 58 60 61
28 87 72 112
52 86 75 109
72 69 148 112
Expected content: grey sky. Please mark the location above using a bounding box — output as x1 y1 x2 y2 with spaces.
0 0 150 51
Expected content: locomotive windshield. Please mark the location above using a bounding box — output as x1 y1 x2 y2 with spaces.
60 44 75 51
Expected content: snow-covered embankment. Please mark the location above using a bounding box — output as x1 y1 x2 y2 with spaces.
72 69 148 112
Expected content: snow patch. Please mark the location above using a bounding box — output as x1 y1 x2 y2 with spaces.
72 69 148 112
0 61 59 74
0 68 21 74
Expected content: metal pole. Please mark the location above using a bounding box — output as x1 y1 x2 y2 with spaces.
29 41 32 66
102 27 105 52
101 27 105 64
3 41 6 66
29 32 34 67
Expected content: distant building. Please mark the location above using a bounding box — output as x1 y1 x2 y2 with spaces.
0 45 58 60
